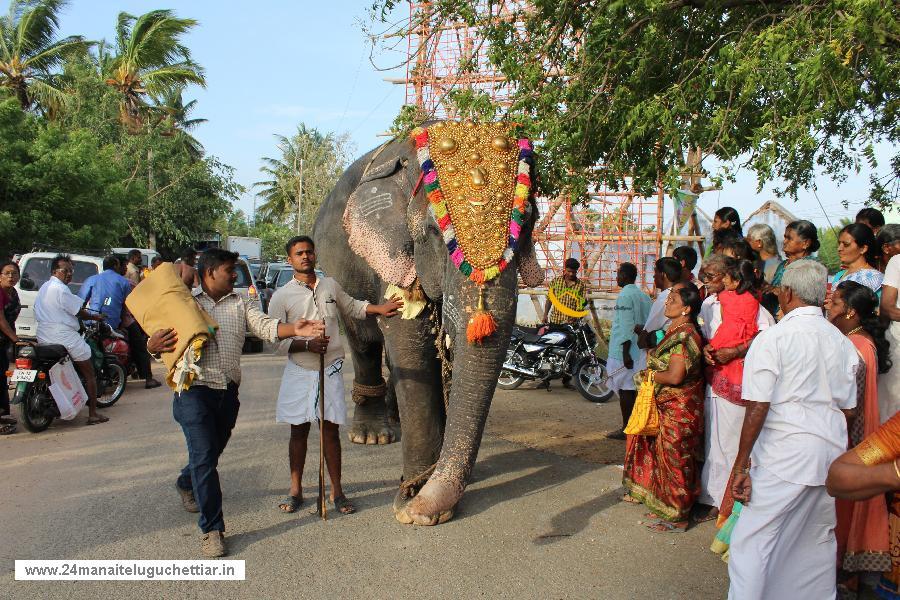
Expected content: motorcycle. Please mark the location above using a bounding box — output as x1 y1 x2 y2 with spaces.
10 320 127 433
498 321 614 403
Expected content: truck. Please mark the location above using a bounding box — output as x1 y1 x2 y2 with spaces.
224 236 262 260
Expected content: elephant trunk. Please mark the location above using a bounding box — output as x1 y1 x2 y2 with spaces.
423 265 518 504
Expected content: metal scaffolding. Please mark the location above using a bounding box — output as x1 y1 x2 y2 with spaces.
391 1 665 295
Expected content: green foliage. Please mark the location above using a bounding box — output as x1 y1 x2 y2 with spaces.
373 1 900 209
254 123 354 232
0 97 138 254
0 8 240 260
0 0 92 111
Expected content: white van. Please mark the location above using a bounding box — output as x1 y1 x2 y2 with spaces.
15 252 105 338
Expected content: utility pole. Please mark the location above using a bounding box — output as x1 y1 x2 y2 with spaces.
296 157 304 234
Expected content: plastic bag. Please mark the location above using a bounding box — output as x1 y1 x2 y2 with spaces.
49 358 88 420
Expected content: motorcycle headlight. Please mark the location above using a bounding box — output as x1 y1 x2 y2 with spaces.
18 345 36 359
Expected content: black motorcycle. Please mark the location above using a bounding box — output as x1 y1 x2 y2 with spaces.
498 322 614 403
10 321 127 433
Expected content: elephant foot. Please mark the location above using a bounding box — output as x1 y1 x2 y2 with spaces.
348 399 399 445
392 479 458 526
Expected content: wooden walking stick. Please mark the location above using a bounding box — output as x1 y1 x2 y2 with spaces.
317 327 327 520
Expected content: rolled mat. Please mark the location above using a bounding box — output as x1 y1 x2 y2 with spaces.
125 263 217 390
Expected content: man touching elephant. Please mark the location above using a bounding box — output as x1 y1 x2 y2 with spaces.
267 235 403 515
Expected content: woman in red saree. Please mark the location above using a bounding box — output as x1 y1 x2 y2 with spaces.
623 283 705 532
827 281 894 598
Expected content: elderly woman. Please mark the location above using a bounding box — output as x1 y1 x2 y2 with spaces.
878 224 900 272
828 281 893 598
746 223 782 283
828 412 900 598
622 282 706 532
831 223 883 294
771 220 820 287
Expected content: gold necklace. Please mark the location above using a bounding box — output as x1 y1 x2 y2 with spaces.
847 325 864 337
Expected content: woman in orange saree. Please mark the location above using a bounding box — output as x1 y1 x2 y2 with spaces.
828 411 900 599
623 283 705 532
827 281 893 597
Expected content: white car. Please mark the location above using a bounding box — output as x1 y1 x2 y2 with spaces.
15 252 104 339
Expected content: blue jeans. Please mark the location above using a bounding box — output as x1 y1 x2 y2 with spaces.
173 383 239 533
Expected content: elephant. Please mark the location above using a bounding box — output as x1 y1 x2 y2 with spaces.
312 121 543 525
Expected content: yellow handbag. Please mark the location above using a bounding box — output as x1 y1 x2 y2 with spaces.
624 370 659 436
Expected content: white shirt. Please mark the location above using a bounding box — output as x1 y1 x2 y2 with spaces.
885 255 900 338
34 276 83 331
643 287 671 332
699 292 775 340
741 306 858 486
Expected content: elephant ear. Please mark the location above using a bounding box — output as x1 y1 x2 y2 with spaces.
342 153 418 288
518 195 545 287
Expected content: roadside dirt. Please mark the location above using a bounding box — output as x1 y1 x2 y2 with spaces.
486 381 627 465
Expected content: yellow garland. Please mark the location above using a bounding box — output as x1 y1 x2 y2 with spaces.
547 286 589 318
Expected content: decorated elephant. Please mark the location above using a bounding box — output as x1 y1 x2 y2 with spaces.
312 120 543 525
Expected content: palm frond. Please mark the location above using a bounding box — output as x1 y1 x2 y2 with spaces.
27 75 70 112
14 0 67 58
24 34 90 71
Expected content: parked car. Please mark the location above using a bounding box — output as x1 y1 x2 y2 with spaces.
233 258 265 352
15 252 104 339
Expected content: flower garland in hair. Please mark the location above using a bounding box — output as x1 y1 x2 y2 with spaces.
411 126 533 285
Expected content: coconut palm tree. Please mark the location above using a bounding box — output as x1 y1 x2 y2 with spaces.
104 9 205 127
254 125 353 229
0 0 90 111
150 85 206 159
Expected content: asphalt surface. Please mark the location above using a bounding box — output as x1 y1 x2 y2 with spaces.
1 353 729 599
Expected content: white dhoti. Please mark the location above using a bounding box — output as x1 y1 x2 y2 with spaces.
728 466 837 600
275 359 347 426
699 386 746 507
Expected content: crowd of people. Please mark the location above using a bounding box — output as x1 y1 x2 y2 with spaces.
608 205 900 599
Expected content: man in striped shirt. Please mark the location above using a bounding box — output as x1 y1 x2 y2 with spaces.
147 248 324 558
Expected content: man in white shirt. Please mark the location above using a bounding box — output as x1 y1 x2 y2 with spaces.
267 236 402 516
727 260 858 600
695 253 775 521
34 255 108 425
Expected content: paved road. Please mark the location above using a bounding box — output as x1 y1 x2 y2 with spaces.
1 354 729 599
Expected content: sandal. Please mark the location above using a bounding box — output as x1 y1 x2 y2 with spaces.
0 415 16 425
332 494 356 515
692 504 719 524
0 422 15 435
646 521 688 533
86 414 109 426
278 495 303 513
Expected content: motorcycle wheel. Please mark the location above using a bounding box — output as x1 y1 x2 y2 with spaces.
17 384 53 433
573 356 614 403
96 362 126 408
497 348 526 390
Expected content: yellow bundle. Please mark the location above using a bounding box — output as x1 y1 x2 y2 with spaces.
125 263 217 391
624 370 659 436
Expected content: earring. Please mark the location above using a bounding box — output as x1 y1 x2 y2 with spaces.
845 314 851 320
681 311 688 316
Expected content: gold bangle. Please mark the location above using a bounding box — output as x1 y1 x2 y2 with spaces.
893 459 900 482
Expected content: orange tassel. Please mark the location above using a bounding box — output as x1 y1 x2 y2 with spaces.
466 288 496 344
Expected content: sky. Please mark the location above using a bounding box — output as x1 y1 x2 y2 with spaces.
59 1 896 230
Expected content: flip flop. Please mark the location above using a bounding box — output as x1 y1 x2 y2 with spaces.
86 414 109 426
0 422 15 435
646 521 688 533
0 415 16 425
332 494 356 515
278 495 303 513
692 505 719 524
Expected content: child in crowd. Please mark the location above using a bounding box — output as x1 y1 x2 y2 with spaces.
707 258 761 403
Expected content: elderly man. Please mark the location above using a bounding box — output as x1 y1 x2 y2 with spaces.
746 223 782 283
34 255 108 425
727 260 858 600
694 253 775 522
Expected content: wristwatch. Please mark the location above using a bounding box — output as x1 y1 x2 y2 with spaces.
146 339 162 360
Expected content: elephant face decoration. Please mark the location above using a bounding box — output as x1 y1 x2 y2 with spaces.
411 121 534 344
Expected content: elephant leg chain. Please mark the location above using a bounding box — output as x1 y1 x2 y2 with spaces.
352 379 387 406
430 306 453 411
